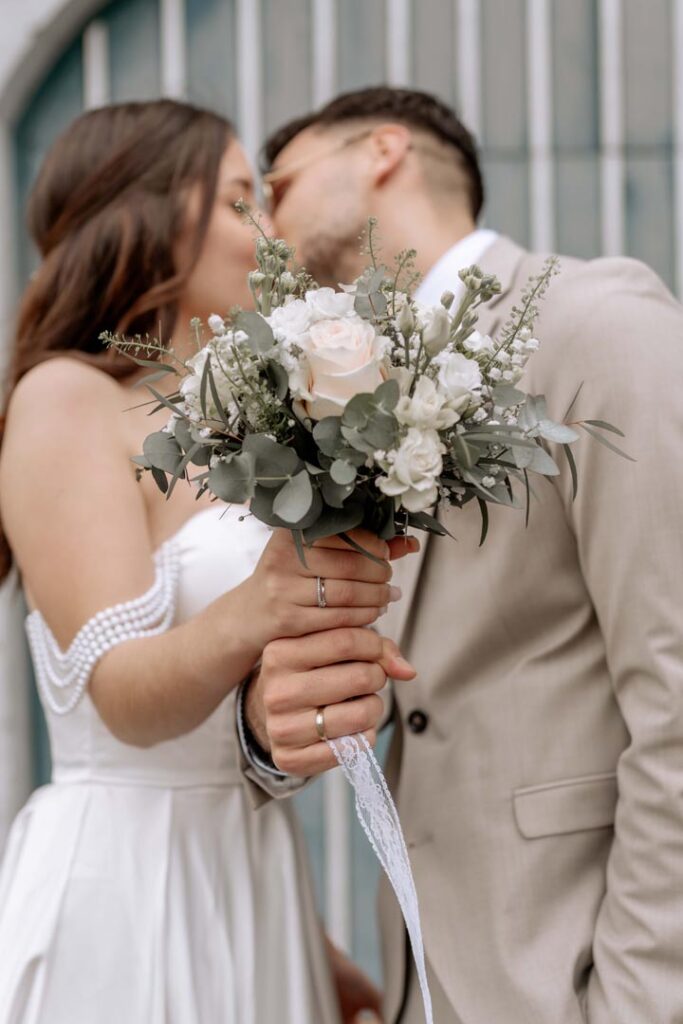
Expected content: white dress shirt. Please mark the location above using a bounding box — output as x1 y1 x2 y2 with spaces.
415 228 499 306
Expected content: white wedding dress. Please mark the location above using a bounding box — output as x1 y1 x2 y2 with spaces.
0 505 341 1024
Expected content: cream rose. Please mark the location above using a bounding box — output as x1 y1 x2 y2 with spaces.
377 428 444 512
299 316 387 420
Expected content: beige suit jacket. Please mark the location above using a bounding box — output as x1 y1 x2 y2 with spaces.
379 236 683 1023
239 237 683 1023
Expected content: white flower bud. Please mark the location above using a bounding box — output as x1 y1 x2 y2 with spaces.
397 302 415 339
422 306 452 356
440 290 455 310
208 314 225 335
482 476 496 488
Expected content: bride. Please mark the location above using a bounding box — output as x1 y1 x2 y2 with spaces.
0 99 412 1024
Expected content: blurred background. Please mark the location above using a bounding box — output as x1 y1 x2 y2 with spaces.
0 0 681 984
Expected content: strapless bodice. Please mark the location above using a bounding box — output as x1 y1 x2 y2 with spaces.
36 505 271 788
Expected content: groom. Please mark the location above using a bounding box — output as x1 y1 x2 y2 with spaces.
238 87 683 1023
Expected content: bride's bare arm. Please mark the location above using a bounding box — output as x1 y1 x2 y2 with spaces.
0 359 399 747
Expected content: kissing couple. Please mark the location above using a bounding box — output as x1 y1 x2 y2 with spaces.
0 85 682 1024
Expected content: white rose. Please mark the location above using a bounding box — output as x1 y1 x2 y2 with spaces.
377 428 444 512
395 376 458 431
267 298 312 341
305 287 356 321
433 351 483 412
298 316 387 420
463 329 495 355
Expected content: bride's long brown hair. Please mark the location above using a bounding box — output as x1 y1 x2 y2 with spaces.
0 99 234 579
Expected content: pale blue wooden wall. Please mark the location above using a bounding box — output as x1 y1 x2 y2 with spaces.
11 0 681 982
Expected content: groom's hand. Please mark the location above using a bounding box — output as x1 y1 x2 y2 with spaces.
246 628 416 775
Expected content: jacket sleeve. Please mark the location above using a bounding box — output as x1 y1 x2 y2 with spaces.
539 258 683 1021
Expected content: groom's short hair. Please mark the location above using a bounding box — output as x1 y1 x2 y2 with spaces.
262 86 485 219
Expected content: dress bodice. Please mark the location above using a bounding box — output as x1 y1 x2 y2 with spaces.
29 505 271 788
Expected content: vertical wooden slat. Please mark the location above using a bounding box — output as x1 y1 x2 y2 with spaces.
160 0 187 99
598 0 625 255
83 21 110 110
235 0 263 168
456 0 482 136
673 0 683 298
526 0 554 251
313 0 337 105
386 0 411 86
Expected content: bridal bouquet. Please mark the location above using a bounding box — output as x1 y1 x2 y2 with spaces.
104 211 626 1024
105 212 625 556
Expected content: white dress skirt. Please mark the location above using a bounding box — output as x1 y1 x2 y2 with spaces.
0 506 341 1024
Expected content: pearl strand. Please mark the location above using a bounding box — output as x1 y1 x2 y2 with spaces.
26 541 181 716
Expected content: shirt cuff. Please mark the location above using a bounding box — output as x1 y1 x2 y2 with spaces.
235 677 289 779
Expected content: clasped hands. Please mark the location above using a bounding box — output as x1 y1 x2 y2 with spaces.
242 528 418 775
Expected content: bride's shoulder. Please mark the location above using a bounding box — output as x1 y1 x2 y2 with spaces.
6 357 124 432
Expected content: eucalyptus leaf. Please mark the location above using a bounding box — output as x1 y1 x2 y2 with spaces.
321 475 355 508
563 443 578 500
451 433 477 470
313 417 344 457
538 420 579 444
303 504 365 543
476 498 489 546
244 433 301 485
273 470 314 524
208 453 255 503
235 311 276 354
491 384 526 408
527 445 560 476
151 466 169 494
143 431 184 474
266 359 289 399
583 419 625 437
330 459 357 485
406 510 452 537
581 424 635 461
173 419 195 452
373 379 400 411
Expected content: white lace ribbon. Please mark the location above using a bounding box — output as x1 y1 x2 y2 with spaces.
329 733 433 1024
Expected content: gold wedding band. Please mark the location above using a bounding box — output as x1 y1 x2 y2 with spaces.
315 706 329 742
316 576 327 608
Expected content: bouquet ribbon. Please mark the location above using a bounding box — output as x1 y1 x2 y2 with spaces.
329 733 433 1024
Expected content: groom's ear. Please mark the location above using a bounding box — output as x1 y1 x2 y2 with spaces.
367 123 413 187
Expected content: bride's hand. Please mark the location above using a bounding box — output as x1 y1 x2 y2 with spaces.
326 937 384 1023
239 528 417 654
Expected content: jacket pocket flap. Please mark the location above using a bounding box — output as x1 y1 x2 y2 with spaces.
513 772 617 839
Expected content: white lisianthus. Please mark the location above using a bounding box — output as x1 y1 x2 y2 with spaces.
395 375 459 431
463 330 495 355
433 350 483 412
267 298 312 342
387 365 413 396
377 428 444 512
297 315 388 420
305 287 356 321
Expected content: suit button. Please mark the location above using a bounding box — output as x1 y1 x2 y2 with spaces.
407 710 429 734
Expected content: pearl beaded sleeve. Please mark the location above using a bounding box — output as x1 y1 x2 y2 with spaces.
25 541 180 716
